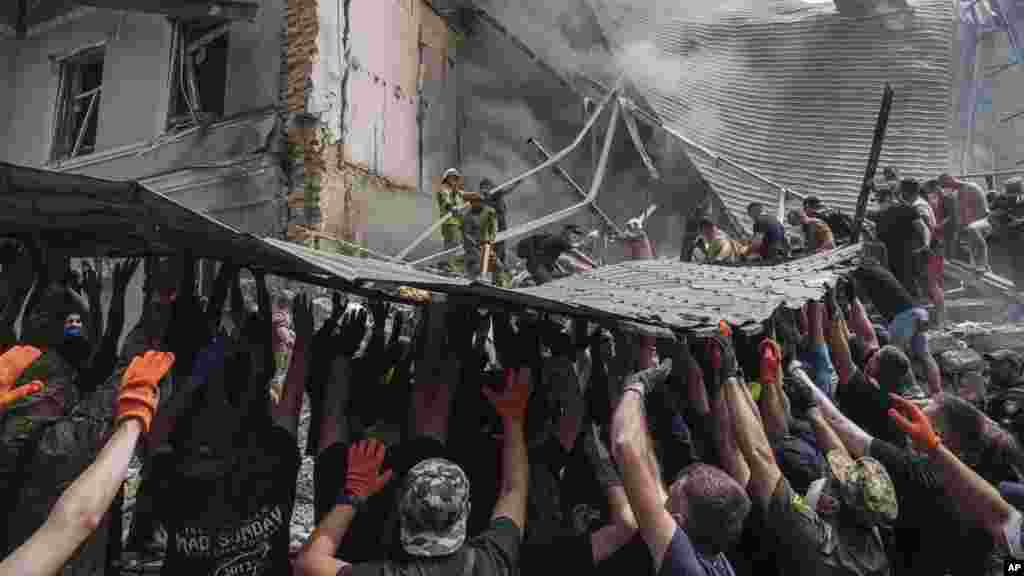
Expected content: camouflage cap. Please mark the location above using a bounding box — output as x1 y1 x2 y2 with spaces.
400 458 471 557
826 451 898 525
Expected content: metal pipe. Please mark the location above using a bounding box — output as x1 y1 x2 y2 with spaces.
851 85 894 243
620 100 660 181
526 137 623 237
412 100 622 267
396 85 619 260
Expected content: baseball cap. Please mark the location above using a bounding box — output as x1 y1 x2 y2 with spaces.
825 450 898 525
877 346 926 399
442 168 462 182
803 196 823 210
399 458 471 557
775 435 826 495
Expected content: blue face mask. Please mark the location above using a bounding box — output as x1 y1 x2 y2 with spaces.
64 326 82 338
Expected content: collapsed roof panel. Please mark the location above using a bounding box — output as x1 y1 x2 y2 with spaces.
572 0 954 232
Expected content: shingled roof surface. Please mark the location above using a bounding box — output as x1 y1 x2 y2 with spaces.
587 0 954 232
514 244 863 330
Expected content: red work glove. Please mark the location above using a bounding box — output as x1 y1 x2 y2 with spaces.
117 351 176 434
888 393 941 453
0 345 44 409
345 439 393 499
485 367 531 422
759 339 782 387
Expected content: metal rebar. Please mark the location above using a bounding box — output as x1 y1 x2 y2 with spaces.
412 100 622 267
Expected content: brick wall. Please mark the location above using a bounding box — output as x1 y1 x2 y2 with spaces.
284 0 322 244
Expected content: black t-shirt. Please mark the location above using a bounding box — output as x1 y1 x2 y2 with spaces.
753 216 786 257
868 439 994 575
161 425 300 576
851 265 914 322
877 204 923 255
350 517 521 576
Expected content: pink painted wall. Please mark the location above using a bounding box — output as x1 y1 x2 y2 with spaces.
343 0 421 188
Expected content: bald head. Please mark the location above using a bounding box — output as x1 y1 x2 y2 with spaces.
667 463 750 556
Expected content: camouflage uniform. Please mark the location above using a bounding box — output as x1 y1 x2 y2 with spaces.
825 450 898 526
399 458 471 557
462 203 497 280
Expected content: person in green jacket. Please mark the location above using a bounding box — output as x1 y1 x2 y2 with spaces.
437 168 465 273
462 190 498 281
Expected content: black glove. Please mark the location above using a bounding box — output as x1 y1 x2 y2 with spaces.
338 307 368 357
582 422 621 489
783 363 818 418
625 359 673 396
824 283 839 321
705 332 739 398
841 275 858 304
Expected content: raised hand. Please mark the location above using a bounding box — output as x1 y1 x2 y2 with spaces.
116 351 176 433
344 439 393 499
0 346 44 409
888 394 941 453
293 292 314 345
338 307 368 358
113 258 141 296
705 331 739 399
484 367 531 422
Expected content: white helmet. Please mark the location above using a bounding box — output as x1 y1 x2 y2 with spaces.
626 217 644 233
442 168 462 183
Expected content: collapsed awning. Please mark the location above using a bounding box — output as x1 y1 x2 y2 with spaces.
0 162 861 332
1 1 258 38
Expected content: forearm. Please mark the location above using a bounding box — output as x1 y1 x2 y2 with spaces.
591 486 638 564
299 504 356 570
724 378 780 507
829 315 854 387
273 340 307 433
758 379 790 444
0 420 142 576
713 386 751 487
687 358 710 416
807 379 872 458
808 302 825 346
848 298 878 350
500 416 529 496
807 407 848 457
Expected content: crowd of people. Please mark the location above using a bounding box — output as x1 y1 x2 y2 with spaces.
1 226 1024 576
691 168 1024 329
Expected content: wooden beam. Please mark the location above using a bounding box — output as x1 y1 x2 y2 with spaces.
77 0 258 21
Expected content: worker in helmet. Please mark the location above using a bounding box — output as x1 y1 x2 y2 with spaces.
462 189 498 281
437 168 465 273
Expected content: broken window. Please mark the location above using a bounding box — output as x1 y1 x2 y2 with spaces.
168 20 230 131
52 47 105 161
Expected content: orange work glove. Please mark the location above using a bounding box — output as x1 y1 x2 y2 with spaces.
759 339 782 387
888 393 941 453
345 439 393 499
485 367 531 422
0 346 44 409
117 351 176 434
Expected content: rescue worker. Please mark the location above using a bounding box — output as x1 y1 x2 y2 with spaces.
437 168 465 273
481 177 518 286
462 189 498 282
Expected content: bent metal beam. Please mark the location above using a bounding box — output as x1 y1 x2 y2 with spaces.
394 84 620 261
411 99 622 268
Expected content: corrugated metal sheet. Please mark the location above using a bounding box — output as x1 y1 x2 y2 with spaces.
262 237 470 288
586 0 954 232
512 243 863 330
0 162 312 279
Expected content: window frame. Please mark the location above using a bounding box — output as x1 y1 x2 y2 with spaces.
166 19 231 132
51 44 106 163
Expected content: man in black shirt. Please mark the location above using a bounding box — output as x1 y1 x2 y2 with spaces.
516 226 581 285
159 288 312 576
295 366 530 576
850 264 941 396
874 181 928 300
747 203 787 261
